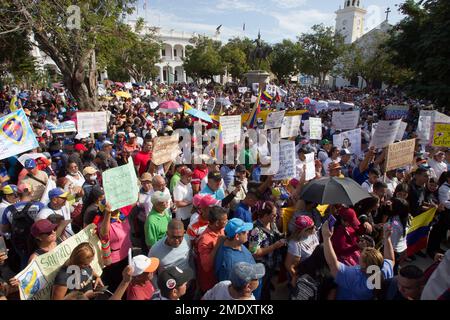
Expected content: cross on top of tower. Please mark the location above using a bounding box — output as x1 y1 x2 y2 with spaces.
385 7 392 21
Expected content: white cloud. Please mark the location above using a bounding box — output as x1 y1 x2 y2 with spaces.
216 0 260 12
271 0 307 9
270 9 335 38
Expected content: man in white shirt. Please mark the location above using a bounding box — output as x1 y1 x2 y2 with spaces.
173 168 193 228
36 188 74 239
361 168 381 193
428 151 447 180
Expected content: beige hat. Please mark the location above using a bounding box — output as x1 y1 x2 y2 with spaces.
140 172 153 182
83 166 98 175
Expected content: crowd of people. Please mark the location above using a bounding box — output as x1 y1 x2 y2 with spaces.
0 80 449 301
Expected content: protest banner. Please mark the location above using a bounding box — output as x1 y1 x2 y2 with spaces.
385 139 416 171
370 119 401 149
280 115 301 138
274 140 296 180
151 134 181 165
431 123 450 147
102 157 139 211
385 105 409 120
45 120 77 133
76 111 107 134
333 128 362 155
265 84 277 97
314 100 329 112
15 224 103 300
304 152 315 181
309 117 322 140
220 115 242 144
265 111 285 129
0 109 39 160
417 110 450 143
332 110 359 130
340 102 355 111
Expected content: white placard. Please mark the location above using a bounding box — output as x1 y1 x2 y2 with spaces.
76 111 107 134
333 128 362 155
280 115 301 138
304 152 315 181
265 111 285 129
417 110 434 142
370 119 402 149
238 87 248 94
274 140 296 180
309 117 322 140
266 84 277 97
220 115 242 144
395 121 407 141
332 110 360 130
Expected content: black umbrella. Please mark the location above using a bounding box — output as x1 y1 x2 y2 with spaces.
300 177 371 206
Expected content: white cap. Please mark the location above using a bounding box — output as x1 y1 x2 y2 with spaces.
129 133 136 138
103 140 113 146
131 255 160 276
75 133 90 140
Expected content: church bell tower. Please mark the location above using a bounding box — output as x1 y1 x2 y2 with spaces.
335 0 367 44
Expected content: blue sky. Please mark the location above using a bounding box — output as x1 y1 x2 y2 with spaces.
129 0 405 43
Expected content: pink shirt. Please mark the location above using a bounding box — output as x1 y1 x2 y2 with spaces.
108 219 132 264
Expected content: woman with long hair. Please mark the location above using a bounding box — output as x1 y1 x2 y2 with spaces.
386 197 411 274
248 201 286 300
52 242 104 300
81 185 105 227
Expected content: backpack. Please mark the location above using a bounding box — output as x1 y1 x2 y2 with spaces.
291 274 319 300
10 202 35 251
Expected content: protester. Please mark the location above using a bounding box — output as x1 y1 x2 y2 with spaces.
202 262 265 300
173 167 193 228
52 242 103 300
28 219 59 262
127 255 159 300
195 206 228 294
144 191 172 248
19 159 49 201
154 266 194 300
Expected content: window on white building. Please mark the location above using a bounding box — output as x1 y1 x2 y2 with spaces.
162 49 166 57
174 50 177 57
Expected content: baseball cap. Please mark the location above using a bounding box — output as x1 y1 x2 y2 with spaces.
131 255 160 276
230 262 265 288
24 158 37 169
225 218 253 238
74 143 88 152
328 161 342 171
82 166 98 175
320 139 331 145
31 219 58 238
48 188 69 200
140 172 153 182
157 266 194 292
103 140 113 146
338 207 360 228
151 191 171 205
129 133 136 138
208 171 222 181
339 149 352 156
294 215 314 230
2 185 18 195
235 165 246 173
198 194 220 208
17 183 32 193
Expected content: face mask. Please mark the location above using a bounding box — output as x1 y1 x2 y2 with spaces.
89 175 97 181
69 171 77 176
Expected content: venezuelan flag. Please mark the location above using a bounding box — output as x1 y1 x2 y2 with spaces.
260 91 273 104
406 207 437 256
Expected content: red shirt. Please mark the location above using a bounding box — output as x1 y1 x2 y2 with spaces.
127 280 155 300
192 167 208 186
331 225 361 266
133 151 152 176
195 226 224 292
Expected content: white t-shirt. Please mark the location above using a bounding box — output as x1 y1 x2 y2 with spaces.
138 189 153 222
361 180 373 193
36 202 74 238
65 171 85 188
173 181 193 220
202 281 255 300
390 216 408 253
287 233 320 260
